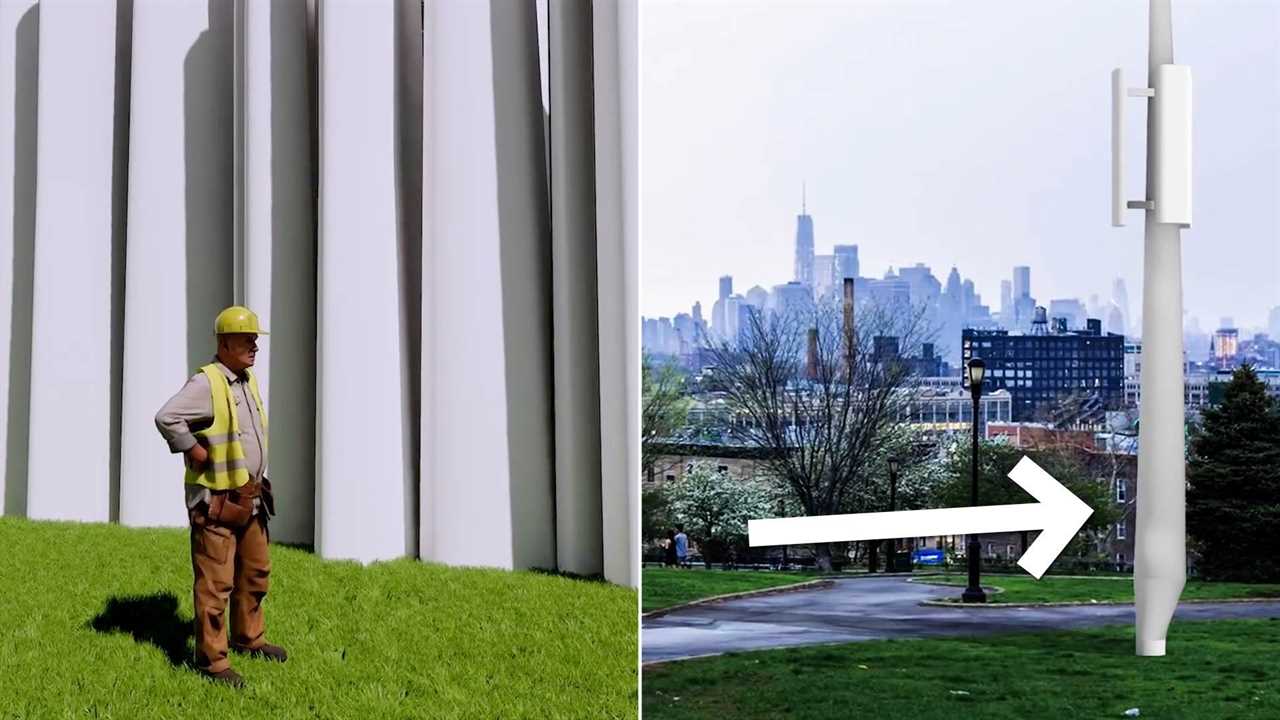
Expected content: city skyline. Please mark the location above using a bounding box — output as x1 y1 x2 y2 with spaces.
642 219 1223 337
641 0 1279 330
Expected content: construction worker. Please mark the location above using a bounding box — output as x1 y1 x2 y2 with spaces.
154 305 287 687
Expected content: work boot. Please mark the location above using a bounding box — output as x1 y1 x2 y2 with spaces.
233 642 288 662
201 667 245 688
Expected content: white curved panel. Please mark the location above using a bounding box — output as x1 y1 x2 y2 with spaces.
241 0 317 545
316 0 411 563
0 0 38 517
119 0 233 527
422 0 557 572
27 0 120 522
593 0 640 587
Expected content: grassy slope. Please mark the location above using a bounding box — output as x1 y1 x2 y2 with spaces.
643 619 1280 719
917 574 1280 604
0 517 636 719
642 569 823 612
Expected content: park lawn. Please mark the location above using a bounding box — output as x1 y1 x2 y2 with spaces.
916 574 1280 604
643 568 825 613
0 517 636 719
643 618 1280 719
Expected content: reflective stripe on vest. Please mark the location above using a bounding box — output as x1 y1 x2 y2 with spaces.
183 364 268 491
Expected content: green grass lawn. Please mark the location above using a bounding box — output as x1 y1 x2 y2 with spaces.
0 517 637 719
643 619 1280 719
643 568 831 613
916 574 1280 604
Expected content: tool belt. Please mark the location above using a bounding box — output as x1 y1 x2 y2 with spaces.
206 478 275 529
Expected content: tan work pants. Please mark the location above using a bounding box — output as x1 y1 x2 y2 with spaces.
189 507 271 673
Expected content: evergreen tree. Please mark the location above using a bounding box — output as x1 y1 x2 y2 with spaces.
1187 365 1280 581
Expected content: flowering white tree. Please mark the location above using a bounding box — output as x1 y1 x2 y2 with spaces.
665 461 777 567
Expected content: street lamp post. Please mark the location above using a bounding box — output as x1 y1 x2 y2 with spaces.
963 358 988 603
888 457 900 571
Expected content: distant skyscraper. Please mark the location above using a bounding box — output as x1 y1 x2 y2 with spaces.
1212 328 1240 367
944 267 963 303
1048 298 1087 330
1013 266 1031 300
724 295 745 341
897 263 942 306
833 244 859 281
1112 277 1130 335
745 285 769 309
1000 280 1012 325
794 190 814 287
712 276 733 341
770 281 813 320
691 302 706 345
1269 306 1280 340
1105 305 1126 337
813 254 836 299
1011 266 1035 332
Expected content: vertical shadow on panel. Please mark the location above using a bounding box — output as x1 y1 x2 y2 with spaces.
490 1 556 571
184 0 235 375
394 0 422 558
108 0 133 524
268 0 317 546
4 5 37 518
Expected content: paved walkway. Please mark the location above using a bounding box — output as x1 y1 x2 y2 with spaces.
642 576 1280 663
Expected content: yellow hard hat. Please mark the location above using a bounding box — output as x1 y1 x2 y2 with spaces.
214 306 268 335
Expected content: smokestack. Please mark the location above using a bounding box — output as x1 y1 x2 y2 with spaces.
843 278 855 375
806 328 819 380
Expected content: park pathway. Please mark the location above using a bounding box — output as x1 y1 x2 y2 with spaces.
642 576 1280 663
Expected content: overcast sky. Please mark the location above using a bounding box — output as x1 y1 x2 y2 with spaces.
640 0 1280 332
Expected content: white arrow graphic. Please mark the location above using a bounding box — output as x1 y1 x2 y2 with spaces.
748 456 1094 579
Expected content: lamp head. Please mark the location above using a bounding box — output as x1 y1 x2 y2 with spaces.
967 357 986 393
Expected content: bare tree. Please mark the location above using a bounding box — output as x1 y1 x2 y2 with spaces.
705 294 935 570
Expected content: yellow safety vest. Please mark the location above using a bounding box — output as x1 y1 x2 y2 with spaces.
183 364 269 491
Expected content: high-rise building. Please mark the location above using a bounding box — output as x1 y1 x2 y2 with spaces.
1013 266 1031 300
1106 305 1125 337
897 263 942 307
833 244 859 281
691 302 707 345
794 198 814 287
866 276 912 312
712 275 733 341
1010 266 1035 332
1112 277 1130 336
1270 306 1280 341
673 313 694 355
1048 298 1087 330
1000 280 1013 325
770 281 814 321
724 295 745 342
1212 327 1240 366
745 285 769 309
813 254 836 299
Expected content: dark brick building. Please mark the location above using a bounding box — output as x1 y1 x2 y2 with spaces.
962 318 1125 422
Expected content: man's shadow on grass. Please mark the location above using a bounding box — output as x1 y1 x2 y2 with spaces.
87 593 193 668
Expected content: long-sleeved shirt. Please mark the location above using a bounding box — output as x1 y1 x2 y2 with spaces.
155 359 268 511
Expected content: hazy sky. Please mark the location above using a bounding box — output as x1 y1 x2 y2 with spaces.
640 0 1280 332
